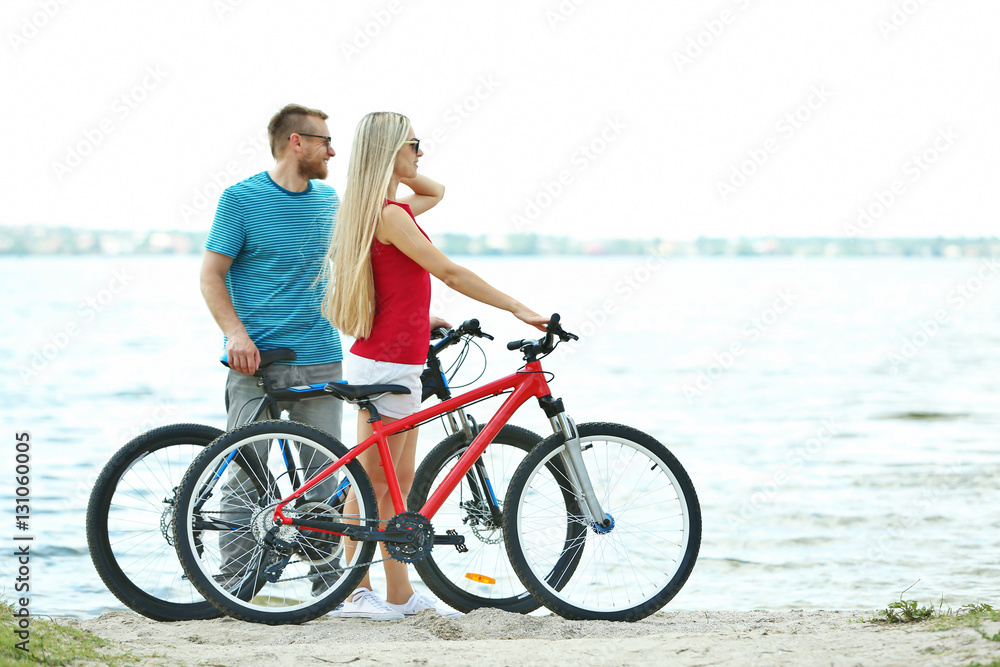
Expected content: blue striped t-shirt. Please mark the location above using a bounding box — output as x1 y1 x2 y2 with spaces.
205 171 343 365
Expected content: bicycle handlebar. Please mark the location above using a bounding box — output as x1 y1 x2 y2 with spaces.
430 313 575 365
429 318 494 356
506 314 578 360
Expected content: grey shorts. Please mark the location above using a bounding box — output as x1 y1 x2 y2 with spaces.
225 360 343 439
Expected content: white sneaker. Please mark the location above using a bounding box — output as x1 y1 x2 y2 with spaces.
385 592 463 617
339 588 404 621
328 602 344 617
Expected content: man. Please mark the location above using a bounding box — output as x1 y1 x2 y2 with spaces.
200 103 343 595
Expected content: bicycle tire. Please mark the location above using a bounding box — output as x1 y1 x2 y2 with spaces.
503 422 701 622
173 420 379 625
85 423 224 622
409 424 586 614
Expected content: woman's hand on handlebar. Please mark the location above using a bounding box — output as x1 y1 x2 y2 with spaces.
513 306 550 332
430 315 453 331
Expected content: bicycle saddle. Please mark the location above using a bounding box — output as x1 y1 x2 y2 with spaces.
323 382 411 401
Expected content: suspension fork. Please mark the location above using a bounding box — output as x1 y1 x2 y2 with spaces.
540 396 611 529
442 407 475 440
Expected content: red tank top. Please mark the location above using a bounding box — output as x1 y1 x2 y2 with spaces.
350 201 432 365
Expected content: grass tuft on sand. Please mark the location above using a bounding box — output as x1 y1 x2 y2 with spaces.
0 601 138 666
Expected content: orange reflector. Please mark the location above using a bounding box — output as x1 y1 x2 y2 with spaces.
465 573 496 585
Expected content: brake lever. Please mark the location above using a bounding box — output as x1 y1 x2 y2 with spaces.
459 317 495 341
547 318 578 343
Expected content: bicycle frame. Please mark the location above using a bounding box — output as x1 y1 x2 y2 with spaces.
271 360 554 528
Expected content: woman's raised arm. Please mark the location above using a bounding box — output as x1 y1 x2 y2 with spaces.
397 173 445 216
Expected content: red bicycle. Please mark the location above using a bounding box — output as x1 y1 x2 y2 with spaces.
172 315 701 623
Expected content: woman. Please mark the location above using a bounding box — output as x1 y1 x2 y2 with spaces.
323 112 548 620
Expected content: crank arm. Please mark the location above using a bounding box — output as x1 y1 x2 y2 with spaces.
434 530 467 552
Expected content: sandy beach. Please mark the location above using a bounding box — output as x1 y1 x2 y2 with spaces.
66 608 1000 666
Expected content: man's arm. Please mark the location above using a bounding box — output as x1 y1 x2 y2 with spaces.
200 250 260 374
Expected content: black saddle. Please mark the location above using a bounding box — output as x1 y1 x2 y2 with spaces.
323 382 411 401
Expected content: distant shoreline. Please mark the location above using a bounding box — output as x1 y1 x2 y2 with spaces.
2 226 998 259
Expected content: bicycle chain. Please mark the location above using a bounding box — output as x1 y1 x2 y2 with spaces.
197 511 400 583
267 553 392 583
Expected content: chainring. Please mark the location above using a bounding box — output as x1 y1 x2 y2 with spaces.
384 511 434 564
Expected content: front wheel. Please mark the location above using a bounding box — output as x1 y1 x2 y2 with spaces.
172 420 379 625
503 422 701 622
86 423 223 622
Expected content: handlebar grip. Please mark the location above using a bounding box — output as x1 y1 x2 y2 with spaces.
462 318 480 332
547 313 561 331
507 340 525 351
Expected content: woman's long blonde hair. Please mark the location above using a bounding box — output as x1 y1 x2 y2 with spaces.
322 112 412 339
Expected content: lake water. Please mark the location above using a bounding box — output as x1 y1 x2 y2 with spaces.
2 254 999 617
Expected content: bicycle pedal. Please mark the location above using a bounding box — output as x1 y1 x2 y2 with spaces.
436 529 468 553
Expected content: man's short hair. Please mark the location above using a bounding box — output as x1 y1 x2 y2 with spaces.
267 104 329 158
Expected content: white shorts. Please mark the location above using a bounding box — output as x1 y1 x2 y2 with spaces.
344 351 422 419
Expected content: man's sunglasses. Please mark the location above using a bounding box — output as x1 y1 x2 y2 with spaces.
293 133 332 148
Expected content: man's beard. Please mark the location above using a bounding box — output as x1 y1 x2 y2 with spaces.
298 156 327 181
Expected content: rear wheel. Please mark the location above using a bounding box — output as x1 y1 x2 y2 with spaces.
172 420 379 625
503 422 701 622
86 424 223 621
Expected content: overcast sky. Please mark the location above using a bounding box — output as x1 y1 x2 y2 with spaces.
3 0 998 240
